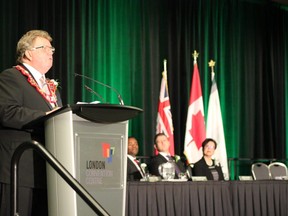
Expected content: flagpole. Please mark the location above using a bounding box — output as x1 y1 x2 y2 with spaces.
163 59 167 72
163 59 169 92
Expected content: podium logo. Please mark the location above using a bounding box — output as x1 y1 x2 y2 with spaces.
102 143 115 163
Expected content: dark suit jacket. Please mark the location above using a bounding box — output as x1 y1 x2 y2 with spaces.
127 158 143 181
148 154 186 178
192 157 225 180
0 65 62 188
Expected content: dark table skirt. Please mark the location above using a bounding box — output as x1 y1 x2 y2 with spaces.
126 180 288 216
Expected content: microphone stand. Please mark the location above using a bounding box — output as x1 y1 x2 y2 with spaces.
84 85 106 103
75 73 124 105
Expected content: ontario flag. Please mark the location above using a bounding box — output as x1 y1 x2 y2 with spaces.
184 55 206 164
156 60 175 155
206 68 229 179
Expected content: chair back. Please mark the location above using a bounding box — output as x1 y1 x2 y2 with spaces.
268 162 288 180
251 162 270 180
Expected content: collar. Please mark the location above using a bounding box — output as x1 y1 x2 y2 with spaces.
159 152 171 160
127 155 136 161
23 63 44 87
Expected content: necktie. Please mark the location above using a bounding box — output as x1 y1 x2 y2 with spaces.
40 76 55 108
166 155 174 161
40 76 50 94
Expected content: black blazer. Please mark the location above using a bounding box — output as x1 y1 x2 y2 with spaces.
0 65 62 188
148 154 186 178
192 157 225 180
127 158 143 181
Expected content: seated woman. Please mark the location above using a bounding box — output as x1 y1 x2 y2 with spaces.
192 138 224 180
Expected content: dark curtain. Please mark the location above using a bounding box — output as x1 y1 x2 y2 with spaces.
1 0 288 178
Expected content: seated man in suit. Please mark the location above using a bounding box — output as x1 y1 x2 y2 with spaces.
148 133 186 179
127 136 145 181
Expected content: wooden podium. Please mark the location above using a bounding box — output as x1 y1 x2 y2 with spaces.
44 104 142 216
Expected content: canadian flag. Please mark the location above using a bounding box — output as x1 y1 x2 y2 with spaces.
184 59 206 164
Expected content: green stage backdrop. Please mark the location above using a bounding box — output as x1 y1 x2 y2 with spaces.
1 0 288 179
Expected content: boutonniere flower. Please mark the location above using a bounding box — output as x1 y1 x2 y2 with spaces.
174 155 181 162
46 79 59 93
140 163 147 173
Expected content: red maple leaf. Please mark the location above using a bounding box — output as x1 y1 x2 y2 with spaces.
189 111 205 150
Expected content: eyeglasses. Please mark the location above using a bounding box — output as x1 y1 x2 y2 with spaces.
204 144 215 150
31 45 55 53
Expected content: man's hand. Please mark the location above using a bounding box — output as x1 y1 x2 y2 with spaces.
46 107 61 115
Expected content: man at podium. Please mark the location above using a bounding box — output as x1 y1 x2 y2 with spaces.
0 30 62 216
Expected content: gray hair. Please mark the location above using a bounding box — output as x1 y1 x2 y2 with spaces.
16 30 52 63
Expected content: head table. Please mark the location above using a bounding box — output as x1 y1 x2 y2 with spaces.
126 180 288 216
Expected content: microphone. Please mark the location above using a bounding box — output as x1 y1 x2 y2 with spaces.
84 85 105 103
75 73 124 105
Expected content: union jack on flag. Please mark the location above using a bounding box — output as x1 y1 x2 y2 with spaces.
156 60 175 155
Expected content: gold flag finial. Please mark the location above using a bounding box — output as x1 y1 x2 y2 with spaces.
208 60 216 73
192 50 199 63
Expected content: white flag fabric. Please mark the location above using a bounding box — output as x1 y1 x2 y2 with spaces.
206 71 229 180
184 61 206 164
